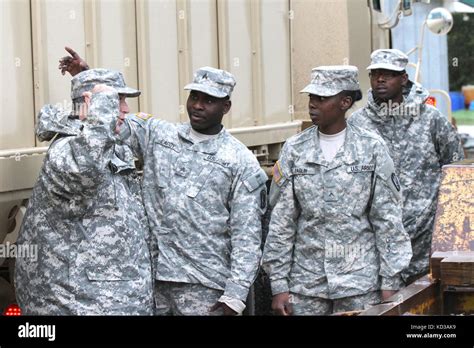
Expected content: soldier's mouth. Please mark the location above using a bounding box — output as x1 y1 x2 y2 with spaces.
190 114 205 122
310 113 320 123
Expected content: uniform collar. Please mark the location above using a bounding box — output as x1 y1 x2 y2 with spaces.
307 125 357 169
177 123 226 155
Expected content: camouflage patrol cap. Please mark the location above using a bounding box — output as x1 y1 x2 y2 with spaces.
300 65 360 97
184 66 236 98
367 49 408 72
71 68 140 100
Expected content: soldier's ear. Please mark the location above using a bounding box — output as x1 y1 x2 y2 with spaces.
340 95 352 112
401 73 409 87
79 92 92 120
223 99 231 115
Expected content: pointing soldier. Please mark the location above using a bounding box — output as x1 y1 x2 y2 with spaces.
15 69 154 315
262 66 412 315
349 49 464 283
60 48 267 315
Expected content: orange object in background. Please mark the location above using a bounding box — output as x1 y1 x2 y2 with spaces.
425 96 437 106
462 85 474 108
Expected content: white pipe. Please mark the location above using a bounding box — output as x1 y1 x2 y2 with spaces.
415 21 427 83
0 190 32 203
228 120 302 135
0 147 48 159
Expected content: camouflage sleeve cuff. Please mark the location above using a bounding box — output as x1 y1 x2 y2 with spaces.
87 91 119 125
223 280 249 302
381 274 403 290
270 279 289 295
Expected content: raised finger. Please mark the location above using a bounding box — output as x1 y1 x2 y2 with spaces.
65 46 80 59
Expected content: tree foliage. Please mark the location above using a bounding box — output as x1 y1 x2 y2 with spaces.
448 13 474 91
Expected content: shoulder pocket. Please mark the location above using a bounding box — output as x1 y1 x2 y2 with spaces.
376 158 401 201
242 169 268 192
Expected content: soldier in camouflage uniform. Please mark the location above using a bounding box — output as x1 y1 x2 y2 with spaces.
122 67 267 315
15 69 154 315
60 48 267 315
262 66 412 315
349 49 464 283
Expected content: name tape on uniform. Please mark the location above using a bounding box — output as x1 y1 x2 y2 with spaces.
347 164 375 173
155 139 179 152
204 155 231 168
292 167 315 175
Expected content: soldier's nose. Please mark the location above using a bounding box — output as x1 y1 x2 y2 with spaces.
194 101 204 110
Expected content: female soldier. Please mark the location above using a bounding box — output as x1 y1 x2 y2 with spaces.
262 66 412 315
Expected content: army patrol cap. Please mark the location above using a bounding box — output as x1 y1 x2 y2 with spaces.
367 49 409 72
300 65 360 97
71 68 141 100
184 66 236 98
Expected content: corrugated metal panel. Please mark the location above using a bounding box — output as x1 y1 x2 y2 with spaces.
261 0 292 125
31 0 140 129
32 0 86 120
0 0 35 150
222 0 255 128
3 0 294 146
137 0 181 122
290 0 350 120
137 0 218 123
92 0 139 112
188 0 219 72
219 0 292 128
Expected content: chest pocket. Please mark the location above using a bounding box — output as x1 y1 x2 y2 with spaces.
152 138 180 188
292 166 323 221
186 166 214 198
185 159 233 212
344 164 374 217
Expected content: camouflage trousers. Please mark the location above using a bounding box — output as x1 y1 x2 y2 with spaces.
289 291 381 315
154 281 224 316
